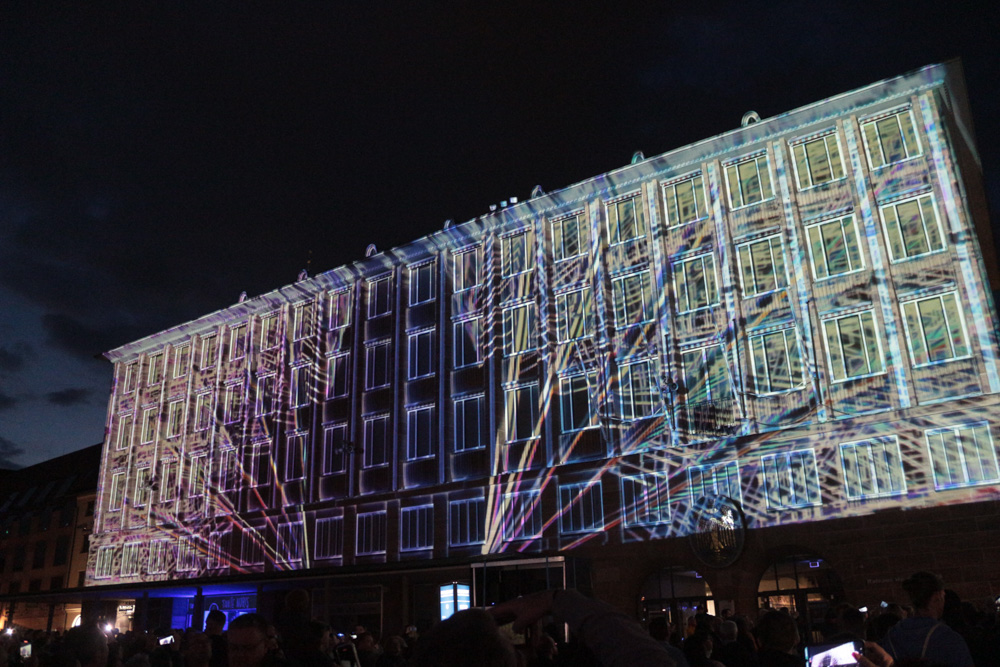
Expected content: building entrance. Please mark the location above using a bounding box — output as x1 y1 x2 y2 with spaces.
757 555 844 643
639 567 715 632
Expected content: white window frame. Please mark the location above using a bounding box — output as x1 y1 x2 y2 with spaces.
725 153 774 209
284 432 306 481
761 449 821 510
326 353 350 399
879 193 946 263
737 234 787 297
260 313 280 350
94 546 115 579
148 540 170 575
555 288 594 342
688 461 742 504
840 436 907 500
292 302 314 341
501 231 534 277
365 340 391 389
123 361 138 393
314 517 344 559
194 391 213 431
109 472 126 512
925 422 1000 490
166 398 185 438
223 383 244 424
606 194 645 245
408 261 436 305
147 352 164 385
406 405 435 460
200 334 218 368
116 413 134 450
822 310 886 383
328 288 352 329
673 252 720 313
408 329 435 379
228 324 248 361
448 498 486 546
620 472 668 527
187 453 207 498
452 246 482 292
551 213 587 262
747 327 804 395
559 371 598 433
277 522 304 563
680 344 732 406
159 460 178 502
805 214 865 280
611 270 654 328
400 505 435 552
501 491 542 541
255 374 276 415
290 364 311 408
240 529 265 566
790 132 846 190
860 107 922 170
454 394 485 452
662 172 707 227
452 317 482 368
363 414 390 468
141 407 157 443
558 482 604 534
172 344 191 379
900 291 970 367
504 383 539 443
367 275 392 318
177 539 200 573
322 423 348 475
356 511 387 555
121 542 142 577
248 441 272 488
619 359 660 421
133 467 150 508
502 302 538 356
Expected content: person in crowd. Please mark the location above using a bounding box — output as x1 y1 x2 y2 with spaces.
879 572 973 667
289 620 334 667
683 629 724 667
374 636 405 667
754 611 802 667
648 617 690 667
717 620 754 667
61 626 109 667
203 610 227 667
182 633 211 667
227 614 284 667
354 632 379 667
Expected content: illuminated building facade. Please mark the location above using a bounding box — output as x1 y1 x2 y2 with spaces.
87 62 1000 628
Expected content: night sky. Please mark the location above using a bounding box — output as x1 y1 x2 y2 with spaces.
2 2 998 467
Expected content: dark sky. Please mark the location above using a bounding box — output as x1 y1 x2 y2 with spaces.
2 1 998 467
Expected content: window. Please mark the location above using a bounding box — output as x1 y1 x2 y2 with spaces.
861 108 921 169
449 498 486 546
791 133 845 189
241 529 265 565
365 341 391 389
123 362 138 392
363 415 390 468
194 392 212 431
141 407 157 443
326 354 350 398
284 432 306 481
53 535 70 567
408 330 435 379
400 506 434 551
880 194 945 262
453 318 482 368
12 546 25 571
260 313 280 349
901 291 969 366
453 246 481 292
116 414 133 450
95 546 115 579
737 235 787 297
166 399 185 438
329 288 352 329
663 173 707 226
224 383 244 423
502 491 542 541
409 262 436 304
619 360 660 421
149 540 170 574
406 406 435 460
292 302 314 340
147 353 163 385
177 539 200 572
109 472 126 511
822 310 885 382
256 375 276 415
688 461 742 503
277 522 304 563
356 511 387 555
926 423 1000 490
761 450 821 510
249 442 271 487
673 253 720 312
840 436 906 499
551 213 586 261
680 345 732 406
216 448 237 491
290 365 311 407
159 461 178 501
607 195 645 244
33 541 46 569
748 328 803 394
611 271 654 327
504 384 539 442
502 232 534 276
187 454 207 498
121 542 142 577
200 334 218 368
133 468 150 507
621 473 668 526
454 395 485 452
229 324 247 361
173 344 191 378
314 517 344 559
368 275 392 318
555 288 594 342
322 423 348 475
502 303 538 355
559 372 598 432
725 154 773 208
208 531 229 569
558 482 603 534
806 215 864 280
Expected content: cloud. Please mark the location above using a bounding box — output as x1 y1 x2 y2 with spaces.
41 312 148 359
0 344 31 372
0 391 17 410
47 387 91 406
0 435 24 469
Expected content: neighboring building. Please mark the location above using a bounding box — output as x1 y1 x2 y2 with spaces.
86 62 1000 634
0 444 101 631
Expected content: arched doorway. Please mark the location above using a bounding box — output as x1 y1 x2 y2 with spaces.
757 554 845 643
639 567 715 631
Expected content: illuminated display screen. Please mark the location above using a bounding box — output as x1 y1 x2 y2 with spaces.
88 63 1000 586
440 583 470 620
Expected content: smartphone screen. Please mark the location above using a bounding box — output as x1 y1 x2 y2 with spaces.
805 640 861 667
159 635 175 645
20 644 32 659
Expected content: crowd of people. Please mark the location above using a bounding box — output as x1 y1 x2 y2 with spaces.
0 572 997 667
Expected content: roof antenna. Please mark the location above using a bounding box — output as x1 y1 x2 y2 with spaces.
741 111 760 127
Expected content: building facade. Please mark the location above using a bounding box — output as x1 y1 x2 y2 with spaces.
87 63 1000 631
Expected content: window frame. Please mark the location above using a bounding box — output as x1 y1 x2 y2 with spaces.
673 252 720 313
611 270 654 328
356 511 388 556
328 288 352 329
166 398 185 438
452 317 482 368
737 234 787 298
314 517 344 559
747 327 804 395
501 491 543 541
879 193 946 263
292 303 314 341
367 274 393 318
790 131 846 190
400 505 435 552
159 460 178 502
200 334 218 369
662 172 708 227
688 461 743 504
925 422 1000 490
821 309 886 383
408 261 436 305
255 374 276 416
606 193 645 245
725 153 774 209
761 449 821 510
860 107 922 170
322 423 348 475
805 214 865 281
620 472 669 527
454 394 485 452
365 340 392 389
448 497 486 546
555 288 594 342
260 312 281 350
284 432 306 481
147 352 163 386
502 302 539 356
407 329 435 379
840 436 907 500
228 324 248 361
194 391 213 431
558 482 604 534
900 291 970 367
363 414 390 468
289 364 311 408
141 407 157 443
452 245 482 293
325 352 351 399
223 382 244 424
680 344 733 407
551 212 587 262
116 413 134 450
406 405 435 460
172 344 191 379
504 383 540 443
618 359 660 421
559 371 599 433
501 231 534 277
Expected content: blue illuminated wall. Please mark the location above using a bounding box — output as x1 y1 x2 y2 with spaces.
87 62 1000 586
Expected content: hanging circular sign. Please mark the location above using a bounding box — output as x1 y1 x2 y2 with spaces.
688 495 746 568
